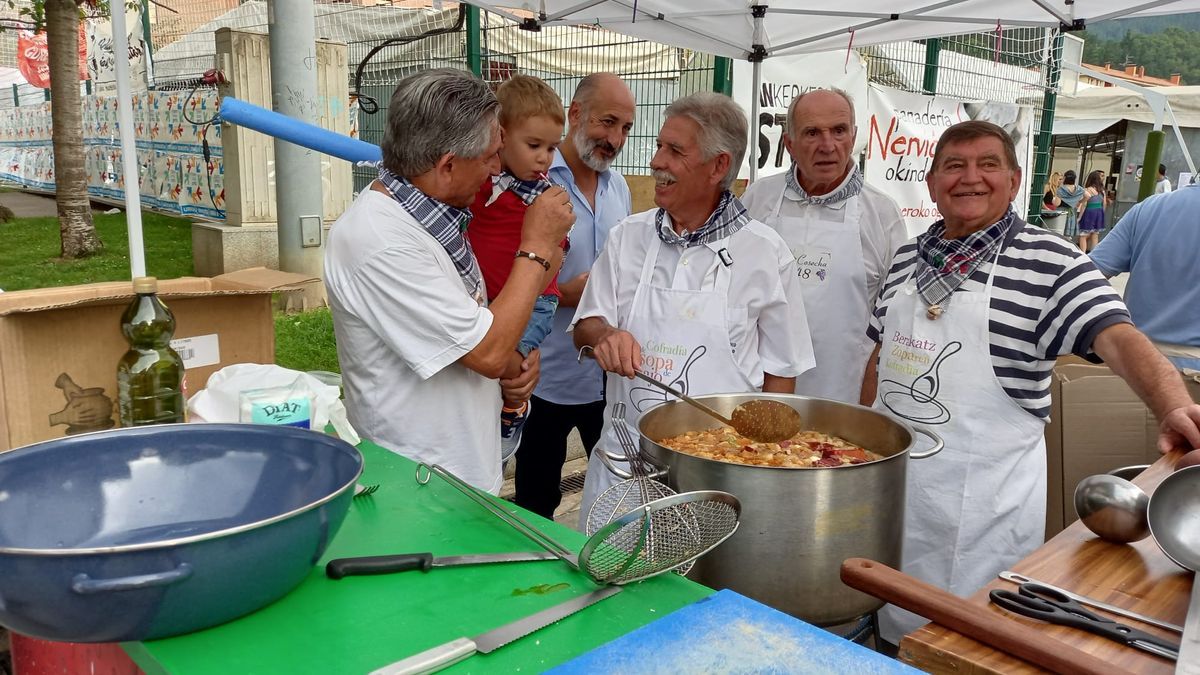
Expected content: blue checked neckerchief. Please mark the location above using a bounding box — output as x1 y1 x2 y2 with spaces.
914 209 1016 317
377 166 485 302
785 162 864 206
655 190 751 248
486 170 553 207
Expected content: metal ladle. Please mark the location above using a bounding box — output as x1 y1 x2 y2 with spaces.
579 346 802 443
1073 473 1151 543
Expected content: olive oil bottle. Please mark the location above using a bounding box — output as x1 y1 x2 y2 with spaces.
117 277 186 426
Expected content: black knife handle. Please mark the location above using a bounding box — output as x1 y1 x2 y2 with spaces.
325 553 434 579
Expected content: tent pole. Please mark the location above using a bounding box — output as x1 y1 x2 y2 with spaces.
112 3 147 278
750 58 761 182
1027 29 1061 224
748 5 767 183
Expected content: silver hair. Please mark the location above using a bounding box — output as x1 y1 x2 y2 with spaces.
785 87 856 137
381 68 499 177
663 92 747 191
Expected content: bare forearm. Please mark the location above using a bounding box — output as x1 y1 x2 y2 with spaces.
573 315 616 350
461 258 549 378
557 272 589 308
1093 323 1193 419
860 343 881 406
762 374 795 394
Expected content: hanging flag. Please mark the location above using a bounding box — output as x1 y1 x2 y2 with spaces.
17 24 89 89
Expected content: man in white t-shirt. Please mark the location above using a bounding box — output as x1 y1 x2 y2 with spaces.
572 92 816 525
324 69 575 492
1155 163 1173 194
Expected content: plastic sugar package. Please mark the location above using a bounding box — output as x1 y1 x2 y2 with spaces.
187 363 360 444
239 380 316 428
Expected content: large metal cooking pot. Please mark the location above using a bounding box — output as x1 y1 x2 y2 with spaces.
0 423 362 642
638 393 941 626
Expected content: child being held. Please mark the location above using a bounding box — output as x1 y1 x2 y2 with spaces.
466 74 569 448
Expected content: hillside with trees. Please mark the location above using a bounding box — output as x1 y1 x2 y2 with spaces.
1079 14 1200 85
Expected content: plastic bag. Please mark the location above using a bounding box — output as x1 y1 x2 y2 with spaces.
187 364 360 445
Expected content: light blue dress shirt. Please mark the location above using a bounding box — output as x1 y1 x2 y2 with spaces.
535 150 632 404
1090 184 1200 371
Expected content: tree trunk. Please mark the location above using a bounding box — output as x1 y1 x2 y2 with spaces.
46 0 102 259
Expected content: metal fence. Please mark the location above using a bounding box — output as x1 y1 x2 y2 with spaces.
862 27 1061 222
346 3 717 192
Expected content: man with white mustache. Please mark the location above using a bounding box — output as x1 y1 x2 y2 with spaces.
513 73 637 520
572 92 816 527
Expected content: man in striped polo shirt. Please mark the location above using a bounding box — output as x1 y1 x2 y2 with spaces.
860 120 1200 644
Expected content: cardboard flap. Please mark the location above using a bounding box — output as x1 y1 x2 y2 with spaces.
0 269 319 315
205 267 320 291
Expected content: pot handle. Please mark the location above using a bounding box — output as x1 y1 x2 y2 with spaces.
909 426 944 460
71 562 193 595
595 446 635 480
593 447 668 481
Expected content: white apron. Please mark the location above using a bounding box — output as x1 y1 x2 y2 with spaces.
767 187 872 403
579 235 755 527
874 247 1046 643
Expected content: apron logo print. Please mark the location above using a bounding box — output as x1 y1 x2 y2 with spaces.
878 341 962 425
629 345 706 412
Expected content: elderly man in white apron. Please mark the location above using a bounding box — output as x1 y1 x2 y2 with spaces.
573 92 816 526
742 88 908 404
861 120 1200 644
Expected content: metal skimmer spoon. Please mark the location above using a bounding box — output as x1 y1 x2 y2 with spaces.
578 346 801 443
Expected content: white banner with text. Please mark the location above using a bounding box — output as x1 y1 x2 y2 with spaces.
734 51 869 180
864 85 1034 237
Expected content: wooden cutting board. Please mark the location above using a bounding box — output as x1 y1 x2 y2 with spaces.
548 589 917 674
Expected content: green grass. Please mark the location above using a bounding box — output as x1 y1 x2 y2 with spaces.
0 206 341 375
0 211 195 291
274 307 340 374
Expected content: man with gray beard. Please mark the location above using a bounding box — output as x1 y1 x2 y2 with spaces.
513 73 637 519
573 92 815 527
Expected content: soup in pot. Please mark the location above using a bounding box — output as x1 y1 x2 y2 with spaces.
657 427 883 468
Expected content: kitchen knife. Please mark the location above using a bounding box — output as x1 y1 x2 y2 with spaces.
325 551 559 579
369 585 622 675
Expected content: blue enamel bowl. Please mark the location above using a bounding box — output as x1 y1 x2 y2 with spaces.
0 423 362 642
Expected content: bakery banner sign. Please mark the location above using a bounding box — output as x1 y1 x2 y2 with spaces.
87 8 152 92
865 84 1034 237
734 50 869 180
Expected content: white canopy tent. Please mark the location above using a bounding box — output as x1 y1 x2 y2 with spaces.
465 0 1200 178
106 0 1200 275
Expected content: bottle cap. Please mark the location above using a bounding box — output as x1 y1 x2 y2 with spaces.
132 276 158 294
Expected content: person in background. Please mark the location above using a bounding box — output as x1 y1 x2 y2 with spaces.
1042 171 1062 211
324 69 574 492
740 88 907 404
1077 169 1107 252
573 92 816 526
1056 169 1086 239
1090 182 1200 373
465 74 569 455
1155 163 1173 194
513 73 636 520
860 120 1200 644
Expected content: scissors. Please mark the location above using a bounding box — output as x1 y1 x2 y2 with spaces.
989 583 1179 661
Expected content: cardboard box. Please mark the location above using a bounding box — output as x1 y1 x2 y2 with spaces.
1043 357 1200 538
0 268 317 451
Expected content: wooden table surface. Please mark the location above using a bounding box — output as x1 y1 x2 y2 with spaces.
900 450 1191 674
